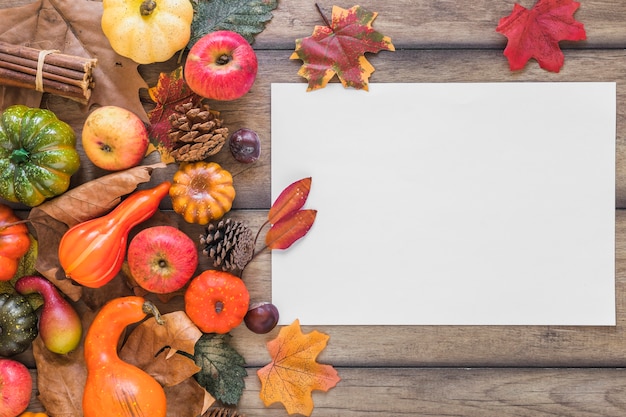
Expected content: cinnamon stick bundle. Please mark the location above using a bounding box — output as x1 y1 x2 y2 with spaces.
0 41 97 104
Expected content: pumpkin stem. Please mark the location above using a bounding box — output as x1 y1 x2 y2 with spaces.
142 301 165 325
9 148 30 165
140 0 157 16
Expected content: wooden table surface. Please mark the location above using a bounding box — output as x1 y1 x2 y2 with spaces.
3 0 626 416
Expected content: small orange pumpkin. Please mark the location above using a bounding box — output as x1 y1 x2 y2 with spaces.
169 162 236 224
184 270 249 334
18 412 49 417
0 203 31 281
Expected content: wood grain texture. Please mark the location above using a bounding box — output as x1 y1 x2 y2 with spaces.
27 367 626 416
2 1 625 49
121 48 626 208
255 0 626 49
2 0 625 416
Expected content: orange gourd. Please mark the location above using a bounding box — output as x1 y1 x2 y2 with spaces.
0 203 30 281
18 413 49 417
83 296 166 417
58 182 171 288
169 162 235 225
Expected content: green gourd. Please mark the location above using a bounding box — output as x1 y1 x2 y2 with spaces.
0 292 38 357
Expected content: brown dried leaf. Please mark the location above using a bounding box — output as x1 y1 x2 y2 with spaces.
28 163 166 301
33 307 95 417
80 273 134 312
0 0 149 120
164 377 215 417
32 163 167 228
119 311 202 387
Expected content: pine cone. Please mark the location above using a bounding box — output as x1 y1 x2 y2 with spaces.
200 218 255 274
203 407 246 417
168 101 229 162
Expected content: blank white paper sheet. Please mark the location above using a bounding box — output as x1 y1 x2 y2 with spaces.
270 82 616 326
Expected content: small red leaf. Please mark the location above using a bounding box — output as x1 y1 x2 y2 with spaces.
268 177 312 225
266 209 317 250
147 66 204 162
496 0 586 72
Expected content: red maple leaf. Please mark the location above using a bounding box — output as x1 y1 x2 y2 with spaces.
146 66 203 163
496 0 586 72
290 5 395 91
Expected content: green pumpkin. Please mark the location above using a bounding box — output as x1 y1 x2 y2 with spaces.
0 105 80 207
0 292 38 357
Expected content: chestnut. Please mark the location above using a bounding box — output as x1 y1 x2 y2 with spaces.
229 128 261 163
244 302 279 334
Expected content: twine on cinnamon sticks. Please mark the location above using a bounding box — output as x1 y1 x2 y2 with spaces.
0 41 97 104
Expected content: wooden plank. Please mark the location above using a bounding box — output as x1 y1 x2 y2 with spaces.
239 367 626 417
26 367 626 416
113 208 626 368
135 48 626 208
255 0 626 49
15 207 625 370
2 45 624 210
2 0 625 49
5 49 626 367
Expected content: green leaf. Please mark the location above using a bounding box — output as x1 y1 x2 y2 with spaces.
190 0 279 47
193 333 247 405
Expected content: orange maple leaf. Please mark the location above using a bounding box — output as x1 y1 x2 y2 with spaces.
257 319 340 416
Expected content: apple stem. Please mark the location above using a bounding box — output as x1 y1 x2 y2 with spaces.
140 0 157 16
315 3 332 29
217 54 231 66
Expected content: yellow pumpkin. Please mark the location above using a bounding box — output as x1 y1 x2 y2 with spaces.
170 162 236 225
101 0 193 64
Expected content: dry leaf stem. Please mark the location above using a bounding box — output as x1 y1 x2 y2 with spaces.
315 3 332 28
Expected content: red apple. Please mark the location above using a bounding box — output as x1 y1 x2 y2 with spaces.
82 106 149 171
0 359 32 417
127 225 199 294
184 30 258 101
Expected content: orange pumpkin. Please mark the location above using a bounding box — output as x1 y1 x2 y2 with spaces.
0 203 30 281
18 412 49 417
184 270 249 334
169 162 235 224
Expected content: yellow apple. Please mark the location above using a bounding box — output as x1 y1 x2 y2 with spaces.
82 106 149 171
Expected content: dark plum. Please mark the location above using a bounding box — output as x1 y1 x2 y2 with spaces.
244 302 279 334
229 128 261 163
